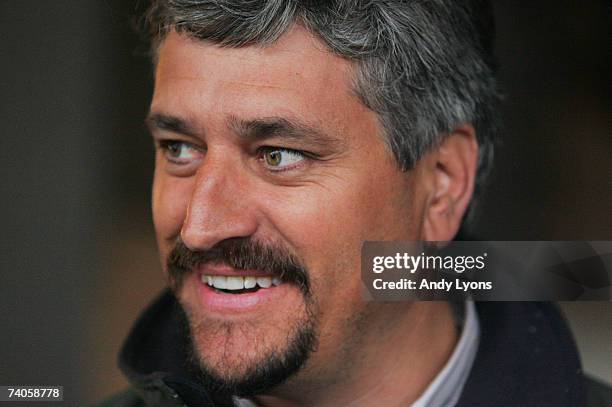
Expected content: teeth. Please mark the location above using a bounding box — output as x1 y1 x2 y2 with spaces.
202 275 282 290
201 274 213 286
244 276 257 289
212 276 228 289
257 277 272 288
226 276 244 290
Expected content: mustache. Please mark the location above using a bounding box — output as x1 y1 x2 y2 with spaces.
167 238 310 295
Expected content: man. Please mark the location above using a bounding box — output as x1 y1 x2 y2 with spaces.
100 1 610 406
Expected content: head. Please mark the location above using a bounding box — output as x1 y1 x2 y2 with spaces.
143 0 499 399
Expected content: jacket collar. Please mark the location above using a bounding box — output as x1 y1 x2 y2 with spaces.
456 301 585 406
118 289 224 406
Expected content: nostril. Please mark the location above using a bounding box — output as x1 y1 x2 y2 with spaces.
180 211 260 252
180 225 213 252
180 172 260 251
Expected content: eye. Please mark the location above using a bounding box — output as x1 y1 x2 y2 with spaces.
158 140 201 164
260 148 306 171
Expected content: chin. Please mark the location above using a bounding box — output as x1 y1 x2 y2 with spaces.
180 297 319 397
191 318 281 378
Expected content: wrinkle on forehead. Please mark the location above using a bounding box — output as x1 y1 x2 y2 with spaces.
218 81 294 91
154 74 293 92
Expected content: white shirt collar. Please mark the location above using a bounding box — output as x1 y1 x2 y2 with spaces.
411 300 480 407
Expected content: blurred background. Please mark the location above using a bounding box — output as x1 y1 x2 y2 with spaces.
0 0 610 404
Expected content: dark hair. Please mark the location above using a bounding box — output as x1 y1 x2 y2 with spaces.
142 0 501 223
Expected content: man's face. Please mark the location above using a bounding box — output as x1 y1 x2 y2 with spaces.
150 26 426 394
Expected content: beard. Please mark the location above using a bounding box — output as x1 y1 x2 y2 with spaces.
182 301 317 398
167 238 318 398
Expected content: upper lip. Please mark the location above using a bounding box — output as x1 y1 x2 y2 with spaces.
196 263 275 278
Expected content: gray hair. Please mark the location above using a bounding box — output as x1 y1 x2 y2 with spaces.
142 0 501 224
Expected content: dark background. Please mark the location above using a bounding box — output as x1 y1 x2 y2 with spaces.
0 1 610 404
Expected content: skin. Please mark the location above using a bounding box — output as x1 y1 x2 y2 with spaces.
149 24 478 407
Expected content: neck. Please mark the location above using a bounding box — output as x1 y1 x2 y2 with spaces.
254 301 458 407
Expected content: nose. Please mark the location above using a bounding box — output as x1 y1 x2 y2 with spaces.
180 152 258 251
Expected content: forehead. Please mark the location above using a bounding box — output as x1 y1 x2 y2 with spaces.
152 25 378 137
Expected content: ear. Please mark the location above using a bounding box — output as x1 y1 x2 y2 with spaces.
422 124 478 241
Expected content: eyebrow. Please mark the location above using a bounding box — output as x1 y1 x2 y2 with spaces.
146 112 345 149
228 115 344 148
145 113 198 137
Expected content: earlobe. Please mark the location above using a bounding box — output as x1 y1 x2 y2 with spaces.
423 124 478 241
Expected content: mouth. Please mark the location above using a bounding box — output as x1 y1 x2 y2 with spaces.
201 274 283 294
191 268 294 314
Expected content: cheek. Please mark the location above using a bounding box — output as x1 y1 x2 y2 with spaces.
152 173 193 247
258 170 418 307
260 184 372 305
269 177 415 255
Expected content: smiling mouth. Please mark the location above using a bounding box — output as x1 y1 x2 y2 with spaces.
201 274 283 294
